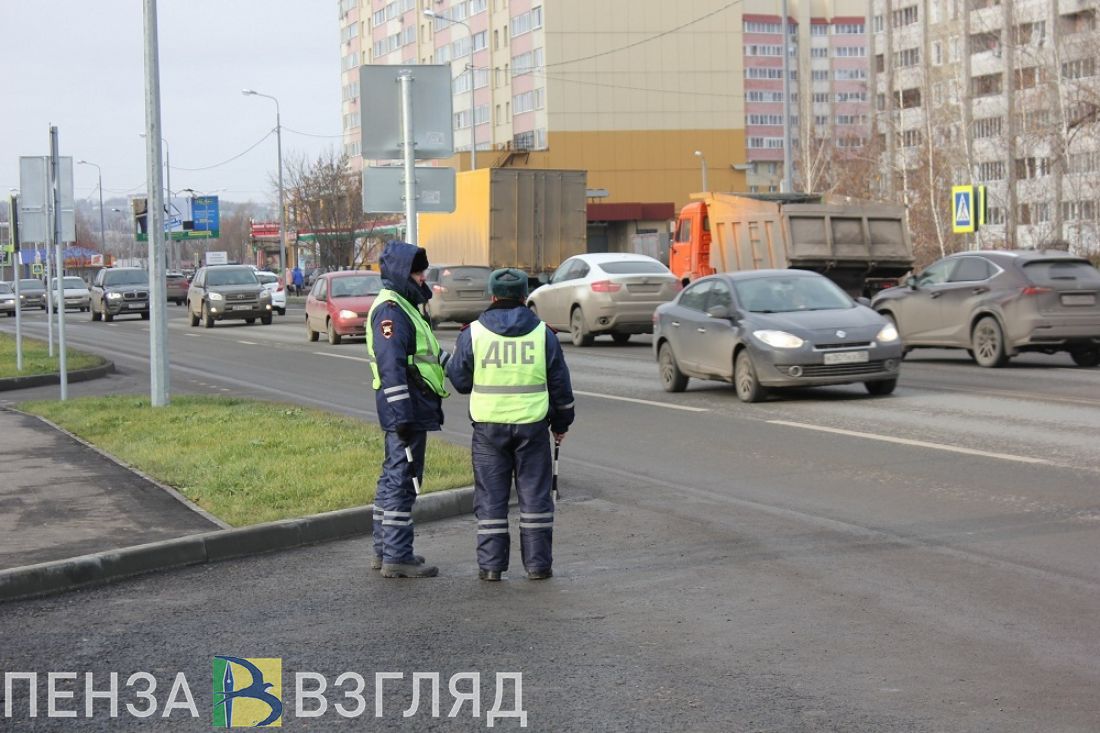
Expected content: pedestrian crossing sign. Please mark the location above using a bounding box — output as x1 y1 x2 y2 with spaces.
952 185 976 233
31 263 44 276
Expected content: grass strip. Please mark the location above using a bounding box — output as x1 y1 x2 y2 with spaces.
19 395 473 527
0 332 106 379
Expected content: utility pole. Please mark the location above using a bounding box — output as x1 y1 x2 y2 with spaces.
49 126 68 400
143 0 170 407
781 0 793 192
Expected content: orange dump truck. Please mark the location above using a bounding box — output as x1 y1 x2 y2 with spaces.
668 192 914 297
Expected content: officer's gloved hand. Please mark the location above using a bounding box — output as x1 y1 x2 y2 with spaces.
395 423 414 444
438 349 452 369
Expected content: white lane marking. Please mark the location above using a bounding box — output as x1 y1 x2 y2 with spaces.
237 340 258 345
767 419 1050 465
315 351 370 363
184 333 199 337
572 389 708 412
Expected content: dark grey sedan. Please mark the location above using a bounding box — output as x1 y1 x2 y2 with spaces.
654 270 903 402
871 250 1100 367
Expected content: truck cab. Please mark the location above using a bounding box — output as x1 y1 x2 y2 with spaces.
669 201 713 285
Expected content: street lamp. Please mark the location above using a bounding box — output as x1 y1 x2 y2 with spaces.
77 160 106 253
424 9 477 170
693 150 709 193
242 89 287 277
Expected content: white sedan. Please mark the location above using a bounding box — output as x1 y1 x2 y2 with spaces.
527 253 681 346
256 271 287 315
48 276 92 312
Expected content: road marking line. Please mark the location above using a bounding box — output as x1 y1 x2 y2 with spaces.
315 351 371 363
572 390 708 412
183 333 199 337
767 419 1050 465
237 340 258 345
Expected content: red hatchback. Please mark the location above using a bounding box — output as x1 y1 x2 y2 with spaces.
305 270 384 344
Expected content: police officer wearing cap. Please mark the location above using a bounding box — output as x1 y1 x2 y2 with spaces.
366 241 450 578
445 268 575 581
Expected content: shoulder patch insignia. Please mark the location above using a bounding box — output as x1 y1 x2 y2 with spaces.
381 319 394 338
459 322 471 332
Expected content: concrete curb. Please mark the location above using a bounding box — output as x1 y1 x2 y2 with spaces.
0 360 115 392
0 487 475 602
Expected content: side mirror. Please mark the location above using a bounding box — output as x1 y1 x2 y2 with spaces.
906 276 918 290
706 305 732 320
856 296 872 307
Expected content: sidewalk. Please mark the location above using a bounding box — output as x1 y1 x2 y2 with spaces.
0 409 220 570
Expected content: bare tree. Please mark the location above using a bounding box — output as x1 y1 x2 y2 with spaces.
283 149 393 270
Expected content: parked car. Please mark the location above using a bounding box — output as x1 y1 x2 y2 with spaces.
17 279 46 309
165 272 189 305
526 253 681 346
47 276 91 312
872 250 1100 367
255 270 287 315
654 270 903 402
90 267 150 322
423 264 492 327
187 265 273 328
305 270 383 344
0 282 19 316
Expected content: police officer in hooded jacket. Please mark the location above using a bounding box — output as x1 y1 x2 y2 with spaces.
366 241 450 578
445 268 575 581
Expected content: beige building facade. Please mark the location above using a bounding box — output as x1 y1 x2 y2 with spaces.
340 0 872 209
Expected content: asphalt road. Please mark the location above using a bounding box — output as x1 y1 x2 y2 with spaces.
2 305 1099 731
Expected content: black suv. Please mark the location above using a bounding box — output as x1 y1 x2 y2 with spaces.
90 268 150 322
187 265 273 328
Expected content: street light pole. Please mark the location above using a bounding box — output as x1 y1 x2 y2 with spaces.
242 89 287 277
693 150 709 192
424 10 476 169
77 160 106 253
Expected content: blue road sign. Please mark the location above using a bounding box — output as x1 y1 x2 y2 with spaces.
192 196 220 237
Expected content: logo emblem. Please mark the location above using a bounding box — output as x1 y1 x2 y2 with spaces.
213 657 283 727
835 330 847 338
381 319 394 339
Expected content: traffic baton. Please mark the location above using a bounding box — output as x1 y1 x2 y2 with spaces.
552 436 562 501
405 445 421 495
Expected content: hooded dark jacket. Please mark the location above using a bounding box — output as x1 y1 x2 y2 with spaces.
446 300 575 434
370 241 443 432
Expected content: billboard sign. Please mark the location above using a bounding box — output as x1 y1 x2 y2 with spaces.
192 195 221 237
359 64 454 160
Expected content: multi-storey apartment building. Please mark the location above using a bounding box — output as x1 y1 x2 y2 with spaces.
339 0 871 208
872 0 1099 253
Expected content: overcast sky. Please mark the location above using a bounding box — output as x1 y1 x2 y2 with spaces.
1 1 342 208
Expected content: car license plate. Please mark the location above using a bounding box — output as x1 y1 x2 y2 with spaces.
824 350 869 365
127 303 144 309
231 304 252 311
1061 293 1096 306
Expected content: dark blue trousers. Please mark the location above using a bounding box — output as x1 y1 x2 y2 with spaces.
472 421 554 573
373 430 427 564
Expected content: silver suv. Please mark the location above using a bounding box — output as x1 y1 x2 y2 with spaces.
90 267 150 322
187 265 273 328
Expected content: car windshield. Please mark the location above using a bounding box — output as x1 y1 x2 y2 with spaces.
734 275 853 313
206 268 258 286
256 273 278 285
62 277 87 289
0 283 12 294
1022 260 1100 286
330 275 383 297
598 260 669 275
19 280 44 291
104 270 148 286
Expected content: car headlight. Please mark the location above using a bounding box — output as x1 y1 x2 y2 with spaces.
876 323 899 343
208 292 224 301
107 291 123 300
753 329 804 349
337 309 357 320
259 290 271 300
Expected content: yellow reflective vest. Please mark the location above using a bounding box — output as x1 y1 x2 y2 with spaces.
366 289 449 398
469 321 548 423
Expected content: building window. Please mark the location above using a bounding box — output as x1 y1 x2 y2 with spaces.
811 24 828 36
812 70 829 81
978 160 1005 180
811 47 828 58
1015 157 1051 179
900 88 921 108
1015 66 1039 90
835 46 867 58
744 44 785 57
1062 58 1097 80
835 91 867 102
510 6 542 37
748 114 785 125
932 41 943 65
901 129 922 147
813 92 829 103
833 23 864 35
986 206 1005 225
836 114 867 126
745 21 782 33
895 47 920 67
973 117 1003 139
892 5 918 28
971 73 1003 97
834 68 867 81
